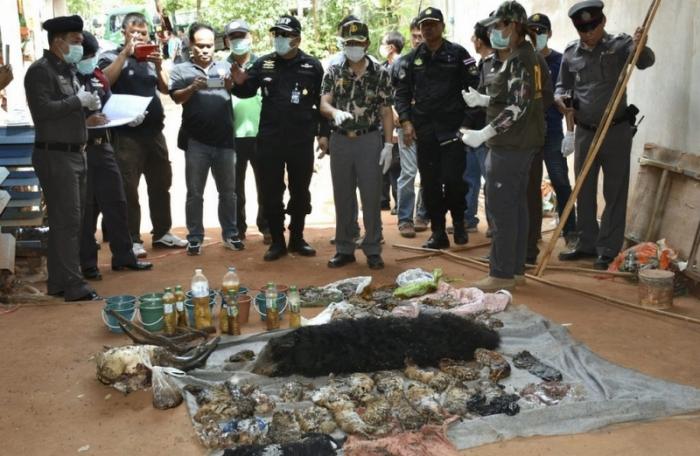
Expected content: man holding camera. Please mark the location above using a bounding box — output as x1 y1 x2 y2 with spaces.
169 23 243 255
99 12 187 259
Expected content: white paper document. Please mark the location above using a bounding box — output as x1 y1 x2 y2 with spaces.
88 94 153 129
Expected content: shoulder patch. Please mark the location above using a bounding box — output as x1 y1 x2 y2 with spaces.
565 39 579 50
414 57 423 66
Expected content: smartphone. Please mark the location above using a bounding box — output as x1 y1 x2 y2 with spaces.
206 78 225 89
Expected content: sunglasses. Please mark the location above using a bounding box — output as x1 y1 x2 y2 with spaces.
575 18 603 33
273 30 298 38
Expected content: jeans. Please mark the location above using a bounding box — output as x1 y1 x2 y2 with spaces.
542 132 576 236
397 129 429 223
463 144 488 226
185 138 238 243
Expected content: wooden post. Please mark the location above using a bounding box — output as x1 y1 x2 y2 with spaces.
535 0 663 277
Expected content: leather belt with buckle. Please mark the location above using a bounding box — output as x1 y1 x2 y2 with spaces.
34 142 86 152
335 126 379 138
575 116 627 132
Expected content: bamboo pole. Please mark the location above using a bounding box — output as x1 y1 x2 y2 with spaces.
535 0 663 277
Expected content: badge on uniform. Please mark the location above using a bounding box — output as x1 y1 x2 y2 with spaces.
263 60 275 70
291 83 301 104
414 58 423 66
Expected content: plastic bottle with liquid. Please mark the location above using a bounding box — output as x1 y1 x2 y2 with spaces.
227 289 240 335
191 268 212 329
288 285 301 329
220 267 240 333
162 287 177 335
265 282 279 330
174 285 188 327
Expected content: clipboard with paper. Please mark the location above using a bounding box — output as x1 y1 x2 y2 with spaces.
88 94 153 129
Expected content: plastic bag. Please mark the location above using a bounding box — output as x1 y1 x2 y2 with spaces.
391 302 420 318
396 268 435 287
324 276 373 297
152 366 185 410
394 269 442 299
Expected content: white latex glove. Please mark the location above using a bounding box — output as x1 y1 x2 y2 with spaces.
462 87 490 108
561 130 575 157
379 142 393 174
461 125 497 148
333 109 353 126
128 110 148 127
77 86 101 110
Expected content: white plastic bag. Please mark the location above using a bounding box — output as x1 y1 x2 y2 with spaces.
152 366 185 410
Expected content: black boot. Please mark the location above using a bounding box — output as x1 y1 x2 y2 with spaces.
288 237 316 256
453 222 468 245
423 230 450 249
264 231 287 261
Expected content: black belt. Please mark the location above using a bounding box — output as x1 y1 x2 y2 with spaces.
575 116 628 132
334 126 379 138
34 142 86 152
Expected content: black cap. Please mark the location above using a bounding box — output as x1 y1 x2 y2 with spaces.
480 1 528 27
270 15 302 35
569 1 605 31
338 14 361 30
527 13 551 33
340 21 369 42
42 15 83 33
225 19 250 35
81 31 99 56
417 7 444 25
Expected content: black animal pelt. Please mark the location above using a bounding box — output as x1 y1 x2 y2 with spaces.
252 314 500 377
223 433 340 456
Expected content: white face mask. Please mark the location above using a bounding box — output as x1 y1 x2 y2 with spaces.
230 38 251 56
274 36 295 55
344 45 366 63
379 44 391 59
535 33 549 51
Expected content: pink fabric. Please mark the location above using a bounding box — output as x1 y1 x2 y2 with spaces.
344 423 461 456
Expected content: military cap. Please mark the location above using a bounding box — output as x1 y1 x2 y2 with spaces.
225 19 250 35
340 20 369 42
480 1 528 27
42 15 83 33
270 15 302 35
568 1 605 31
417 7 444 25
527 13 552 33
81 31 99 56
338 14 361 30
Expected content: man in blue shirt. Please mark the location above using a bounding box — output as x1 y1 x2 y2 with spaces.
526 13 576 263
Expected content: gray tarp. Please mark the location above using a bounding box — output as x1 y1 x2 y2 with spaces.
179 305 700 451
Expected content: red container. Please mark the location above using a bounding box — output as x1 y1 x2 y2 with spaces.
134 44 158 62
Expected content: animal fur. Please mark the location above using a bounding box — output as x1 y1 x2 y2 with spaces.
252 314 500 377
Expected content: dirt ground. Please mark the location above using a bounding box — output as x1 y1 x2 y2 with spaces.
1 218 699 456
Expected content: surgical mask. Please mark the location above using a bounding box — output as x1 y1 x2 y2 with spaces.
379 44 390 59
344 46 366 63
77 56 98 75
535 33 548 51
230 38 251 56
63 43 84 64
274 36 295 55
489 29 510 49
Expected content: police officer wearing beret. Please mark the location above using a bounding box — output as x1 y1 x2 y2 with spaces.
24 15 101 301
231 15 329 262
556 0 655 270
76 32 153 280
395 7 480 250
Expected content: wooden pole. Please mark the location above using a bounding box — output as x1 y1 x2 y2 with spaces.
535 0 663 277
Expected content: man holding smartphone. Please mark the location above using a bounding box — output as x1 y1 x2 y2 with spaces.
99 12 187 259
169 23 242 255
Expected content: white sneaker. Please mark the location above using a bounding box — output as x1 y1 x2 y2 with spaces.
133 242 147 258
153 232 188 248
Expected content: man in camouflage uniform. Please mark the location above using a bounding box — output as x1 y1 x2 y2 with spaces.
320 20 394 270
556 0 654 270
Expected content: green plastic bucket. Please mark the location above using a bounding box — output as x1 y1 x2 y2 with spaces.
184 298 217 327
102 295 137 334
138 293 164 332
254 292 287 321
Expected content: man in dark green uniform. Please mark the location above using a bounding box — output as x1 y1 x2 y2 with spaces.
24 15 100 301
